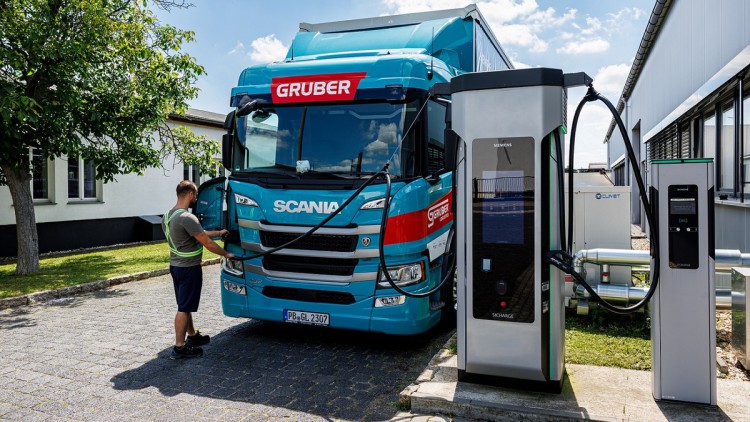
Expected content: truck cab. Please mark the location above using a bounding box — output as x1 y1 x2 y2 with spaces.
197 5 512 334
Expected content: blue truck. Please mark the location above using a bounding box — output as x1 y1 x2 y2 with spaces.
197 4 512 335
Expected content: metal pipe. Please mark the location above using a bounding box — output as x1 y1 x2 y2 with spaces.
574 283 732 311
574 248 750 271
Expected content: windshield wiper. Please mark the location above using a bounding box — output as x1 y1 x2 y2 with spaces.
327 170 393 178
237 164 300 178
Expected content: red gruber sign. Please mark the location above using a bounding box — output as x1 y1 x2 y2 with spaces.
271 72 366 104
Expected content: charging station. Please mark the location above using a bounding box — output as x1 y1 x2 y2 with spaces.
651 159 716 405
452 68 573 392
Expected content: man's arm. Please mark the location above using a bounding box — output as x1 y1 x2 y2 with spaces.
194 231 235 258
205 229 226 238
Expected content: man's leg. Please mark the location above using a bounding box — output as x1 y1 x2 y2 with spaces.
185 312 196 337
175 312 190 347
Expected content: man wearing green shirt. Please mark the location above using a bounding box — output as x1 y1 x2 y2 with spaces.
162 180 234 359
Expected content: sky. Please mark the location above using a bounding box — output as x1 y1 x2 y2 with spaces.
154 0 654 168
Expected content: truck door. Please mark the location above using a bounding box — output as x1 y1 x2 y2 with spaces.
195 177 226 231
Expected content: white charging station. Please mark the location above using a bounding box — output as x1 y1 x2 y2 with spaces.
452 68 574 392
651 159 716 405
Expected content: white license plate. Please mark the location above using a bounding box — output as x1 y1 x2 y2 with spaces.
283 309 330 326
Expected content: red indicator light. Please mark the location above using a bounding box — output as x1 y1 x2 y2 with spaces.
500 301 508 308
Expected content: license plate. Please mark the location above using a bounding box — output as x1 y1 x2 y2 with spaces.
283 309 330 326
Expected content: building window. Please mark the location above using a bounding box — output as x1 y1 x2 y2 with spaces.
184 164 201 184
703 112 716 159
743 95 750 192
24 147 50 200
720 104 735 191
613 163 626 186
68 157 97 199
680 124 691 158
32 148 49 200
184 163 224 185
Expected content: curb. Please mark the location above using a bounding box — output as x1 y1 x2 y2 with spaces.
399 333 457 408
0 258 221 310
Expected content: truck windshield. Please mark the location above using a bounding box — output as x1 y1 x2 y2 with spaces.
238 101 420 178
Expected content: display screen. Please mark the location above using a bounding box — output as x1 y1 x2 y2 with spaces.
670 199 696 215
481 170 525 244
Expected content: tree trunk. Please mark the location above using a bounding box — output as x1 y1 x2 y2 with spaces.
2 164 40 275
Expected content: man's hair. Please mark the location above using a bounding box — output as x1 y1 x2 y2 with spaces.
176 180 198 197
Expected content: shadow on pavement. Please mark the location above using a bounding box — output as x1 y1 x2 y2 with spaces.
112 319 453 420
0 289 132 331
0 308 37 330
656 399 732 421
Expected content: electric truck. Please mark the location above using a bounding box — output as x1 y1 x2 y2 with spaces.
196 4 513 335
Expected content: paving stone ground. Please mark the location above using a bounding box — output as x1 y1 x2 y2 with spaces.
0 265 452 421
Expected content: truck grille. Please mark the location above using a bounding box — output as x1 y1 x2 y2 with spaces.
262 286 356 305
260 231 357 252
262 255 357 276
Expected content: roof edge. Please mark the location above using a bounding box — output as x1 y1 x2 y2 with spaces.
299 4 477 33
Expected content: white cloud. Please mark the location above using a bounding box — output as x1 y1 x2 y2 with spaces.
498 24 548 53
607 7 644 26
248 34 288 63
556 38 609 55
511 58 531 69
564 96 611 168
381 0 465 14
228 41 245 55
591 63 631 98
381 0 560 53
526 7 576 27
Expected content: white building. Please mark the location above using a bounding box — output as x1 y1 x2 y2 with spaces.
605 0 750 251
0 109 225 257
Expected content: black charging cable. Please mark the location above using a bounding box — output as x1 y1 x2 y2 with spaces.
378 171 456 298
548 84 660 314
232 164 389 261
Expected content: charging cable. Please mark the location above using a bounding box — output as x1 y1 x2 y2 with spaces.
547 84 659 314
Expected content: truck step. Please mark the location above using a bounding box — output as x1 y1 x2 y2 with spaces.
430 300 445 311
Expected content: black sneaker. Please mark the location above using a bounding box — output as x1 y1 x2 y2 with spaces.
186 331 210 347
170 344 203 359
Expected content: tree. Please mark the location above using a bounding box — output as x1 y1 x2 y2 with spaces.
0 0 218 275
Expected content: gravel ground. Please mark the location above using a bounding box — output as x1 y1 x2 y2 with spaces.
716 311 749 381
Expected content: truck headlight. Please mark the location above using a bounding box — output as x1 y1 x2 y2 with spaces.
360 198 386 210
360 196 392 210
377 262 424 288
223 280 246 296
234 193 258 207
222 257 244 277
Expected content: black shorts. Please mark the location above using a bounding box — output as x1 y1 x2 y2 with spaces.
170 265 203 312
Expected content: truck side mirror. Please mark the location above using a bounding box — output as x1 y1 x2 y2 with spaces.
222 134 233 171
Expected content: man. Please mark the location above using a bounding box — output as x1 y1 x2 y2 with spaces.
162 180 234 359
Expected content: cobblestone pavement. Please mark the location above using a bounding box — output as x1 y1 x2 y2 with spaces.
0 265 452 421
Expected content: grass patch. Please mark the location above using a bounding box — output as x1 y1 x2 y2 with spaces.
0 242 217 299
446 337 457 355
566 308 651 370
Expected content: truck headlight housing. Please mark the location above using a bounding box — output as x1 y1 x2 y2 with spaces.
222 257 244 277
223 280 246 296
360 196 394 210
234 193 258 207
360 198 386 210
377 262 424 288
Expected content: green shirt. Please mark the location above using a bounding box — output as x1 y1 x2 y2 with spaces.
162 208 204 267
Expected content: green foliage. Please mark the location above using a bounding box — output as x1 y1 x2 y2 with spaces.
0 242 218 299
0 0 216 184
